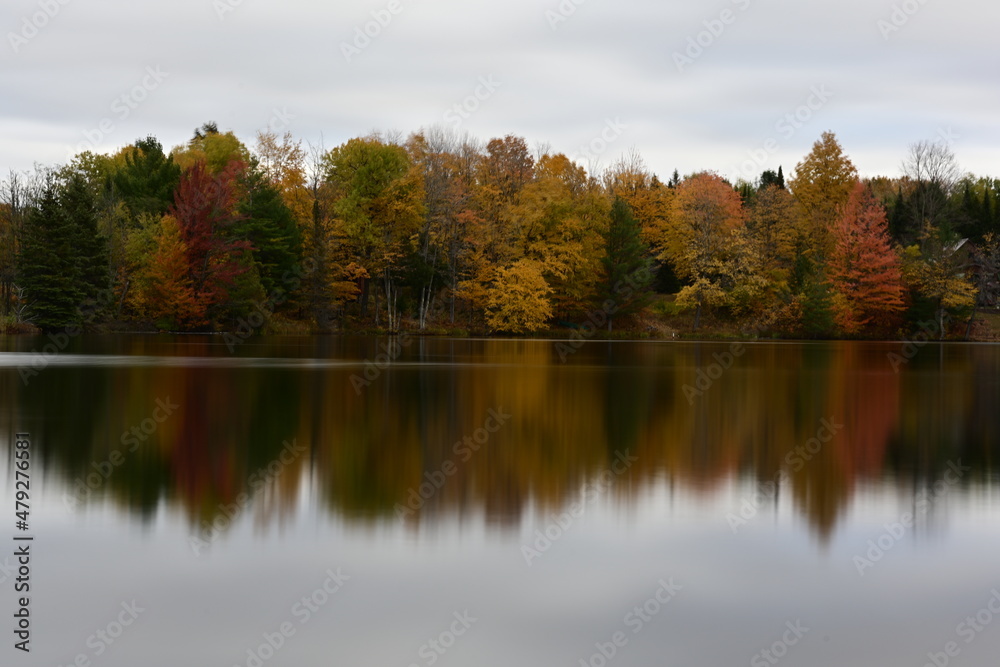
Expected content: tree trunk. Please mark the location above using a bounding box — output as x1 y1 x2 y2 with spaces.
360 278 370 317
964 302 978 341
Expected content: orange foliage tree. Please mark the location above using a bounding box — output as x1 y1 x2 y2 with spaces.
828 182 906 336
137 215 202 329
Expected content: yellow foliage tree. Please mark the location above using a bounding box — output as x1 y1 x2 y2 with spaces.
254 129 312 229
788 131 858 258
485 259 552 333
659 172 745 329
902 226 976 338
172 125 250 174
511 154 608 317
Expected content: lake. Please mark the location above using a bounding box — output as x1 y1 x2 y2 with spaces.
2 335 999 667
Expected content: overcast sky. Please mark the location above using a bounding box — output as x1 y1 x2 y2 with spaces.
2 0 998 183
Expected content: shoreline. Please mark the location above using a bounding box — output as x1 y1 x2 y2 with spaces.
1 324 997 344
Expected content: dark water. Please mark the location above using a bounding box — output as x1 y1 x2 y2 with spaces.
1 335 999 667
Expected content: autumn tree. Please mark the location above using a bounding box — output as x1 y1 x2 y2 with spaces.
902 224 976 338
603 153 678 294
747 184 800 288
659 172 745 330
298 141 361 330
456 137 537 324
173 123 250 174
485 259 552 333
254 130 311 227
738 184 808 330
789 132 858 258
324 137 425 329
471 135 535 267
828 182 906 336
510 153 607 317
169 160 253 327
132 215 201 329
603 152 673 247
405 130 482 328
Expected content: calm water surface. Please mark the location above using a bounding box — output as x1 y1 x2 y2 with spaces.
1 335 999 667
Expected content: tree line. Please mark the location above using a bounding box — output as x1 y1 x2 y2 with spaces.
1 125 998 337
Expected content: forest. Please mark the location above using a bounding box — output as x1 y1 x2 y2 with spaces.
1 125 998 338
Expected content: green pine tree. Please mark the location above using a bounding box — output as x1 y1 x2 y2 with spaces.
17 180 84 331
111 137 181 218
599 197 654 331
759 169 784 190
61 173 110 321
234 164 303 299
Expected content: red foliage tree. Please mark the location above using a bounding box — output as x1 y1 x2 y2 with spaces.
169 160 252 324
828 182 906 335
